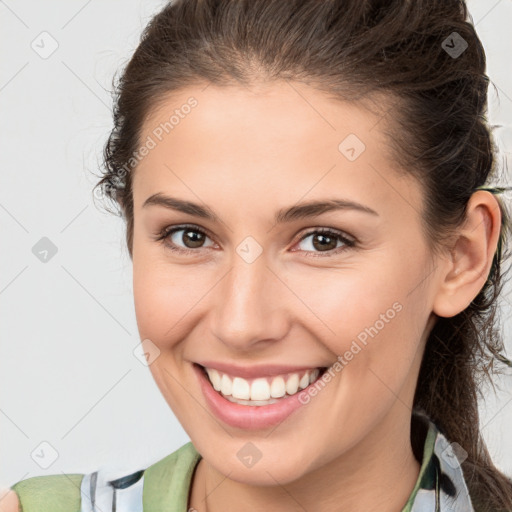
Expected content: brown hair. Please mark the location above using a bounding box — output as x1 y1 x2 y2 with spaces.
93 0 512 508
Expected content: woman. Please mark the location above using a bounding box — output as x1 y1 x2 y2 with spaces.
4 0 512 510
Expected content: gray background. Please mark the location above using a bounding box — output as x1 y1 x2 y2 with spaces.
1 0 511 487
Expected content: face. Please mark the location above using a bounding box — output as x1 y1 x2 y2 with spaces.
131 81 440 485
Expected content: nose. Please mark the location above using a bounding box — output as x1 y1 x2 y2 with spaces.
211 248 289 352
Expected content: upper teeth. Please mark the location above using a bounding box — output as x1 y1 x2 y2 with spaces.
205 367 321 401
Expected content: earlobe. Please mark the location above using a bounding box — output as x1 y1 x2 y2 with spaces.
431 191 502 318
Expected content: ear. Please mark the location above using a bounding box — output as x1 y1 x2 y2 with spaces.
432 190 502 318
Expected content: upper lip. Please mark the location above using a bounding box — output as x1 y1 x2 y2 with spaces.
195 361 328 379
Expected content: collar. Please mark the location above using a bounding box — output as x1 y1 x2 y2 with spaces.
403 411 475 512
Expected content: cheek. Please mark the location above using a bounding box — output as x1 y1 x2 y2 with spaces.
132 258 200 413
132 252 216 346
295 252 428 383
134 266 182 338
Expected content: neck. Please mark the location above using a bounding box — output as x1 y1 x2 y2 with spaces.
191 405 422 512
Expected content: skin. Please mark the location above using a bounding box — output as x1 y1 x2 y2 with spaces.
6 81 498 512
0 489 19 512
126 81 502 511
128 81 501 512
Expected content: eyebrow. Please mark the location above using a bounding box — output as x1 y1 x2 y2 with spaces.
142 192 379 223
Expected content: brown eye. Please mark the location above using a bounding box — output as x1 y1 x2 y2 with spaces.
177 228 206 248
312 233 338 251
157 225 215 254
295 228 356 257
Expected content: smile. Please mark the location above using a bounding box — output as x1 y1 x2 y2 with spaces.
193 361 331 429
203 366 326 405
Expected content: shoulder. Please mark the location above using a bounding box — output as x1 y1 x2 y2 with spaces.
0 488 21 512
6 442 201 511
9 473 83 512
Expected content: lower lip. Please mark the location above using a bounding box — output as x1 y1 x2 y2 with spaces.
193 363 322 430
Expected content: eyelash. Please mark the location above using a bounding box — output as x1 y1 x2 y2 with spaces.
155 223 356 258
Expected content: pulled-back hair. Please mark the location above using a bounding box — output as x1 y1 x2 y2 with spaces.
93 0 512 508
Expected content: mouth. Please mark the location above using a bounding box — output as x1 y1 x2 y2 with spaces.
195 363 329 407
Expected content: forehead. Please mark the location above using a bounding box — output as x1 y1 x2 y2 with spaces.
132 81 422 221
